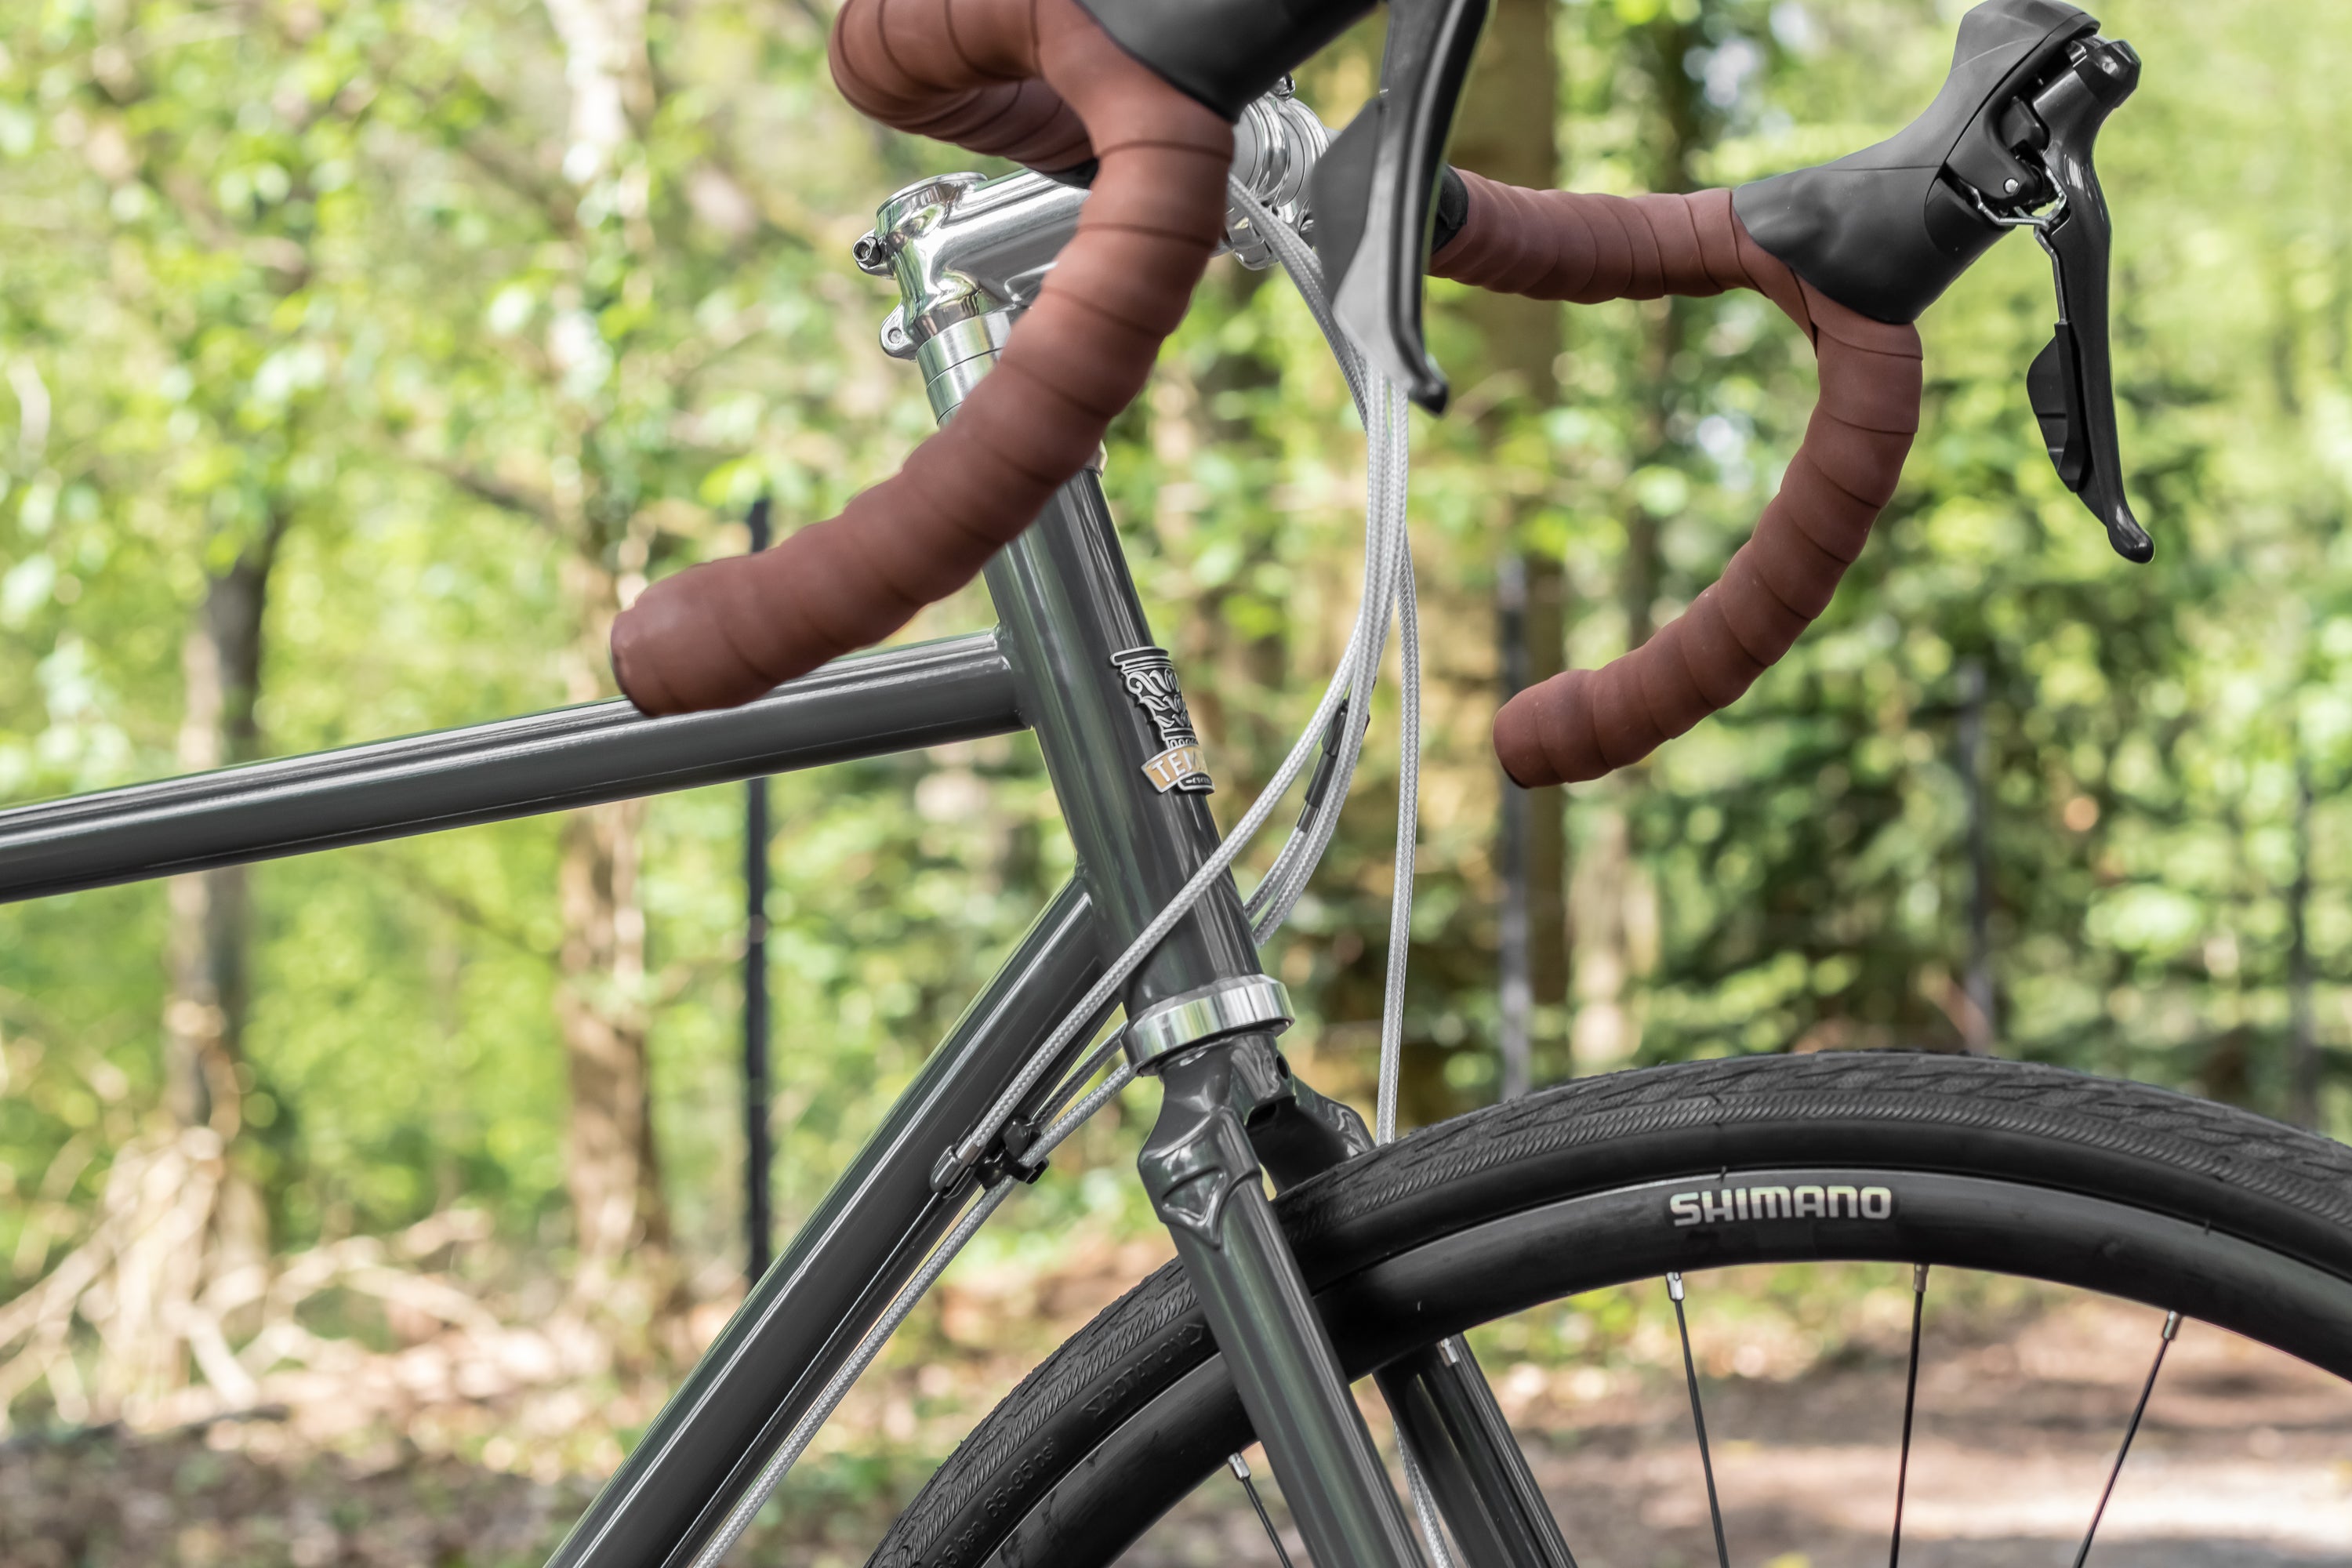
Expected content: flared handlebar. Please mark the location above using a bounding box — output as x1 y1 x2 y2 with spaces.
608 0 1232 716
607 0 2145 792
1434 180 1920 786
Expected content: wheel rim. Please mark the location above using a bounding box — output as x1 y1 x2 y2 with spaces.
967 1169 2352 1568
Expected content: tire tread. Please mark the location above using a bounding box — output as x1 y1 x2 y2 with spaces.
873 1054 2352 1568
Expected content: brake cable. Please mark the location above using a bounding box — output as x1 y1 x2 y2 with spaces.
688 180 1428 1568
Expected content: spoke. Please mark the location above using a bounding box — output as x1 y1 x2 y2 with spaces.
2071 1308 2180 1568
1888 1263 1929 1568
1229 1452 1298 1568
1668 1272 1733 1568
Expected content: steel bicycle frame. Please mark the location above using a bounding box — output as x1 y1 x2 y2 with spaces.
0 127 1573 1568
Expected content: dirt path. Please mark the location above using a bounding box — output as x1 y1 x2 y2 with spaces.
1126 1300 2352 1568
5 1298 2347 1566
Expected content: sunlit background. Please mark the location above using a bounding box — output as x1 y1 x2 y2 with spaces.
2 0 2349 1562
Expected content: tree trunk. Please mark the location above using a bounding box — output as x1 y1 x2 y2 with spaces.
2288 752 2319 1127
118 518 288 1413
555 550 673 1308
1567 8 1715 1075
557 799 667 1271
1156 265 1286 804
1957 659 1998 1054
1617 10 1707 648
534 0 675 1319
162 531 282 1138
1451 0 1570 1087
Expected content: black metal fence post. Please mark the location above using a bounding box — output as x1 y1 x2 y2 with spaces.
1496 557 1532 1101
744 498 775 1283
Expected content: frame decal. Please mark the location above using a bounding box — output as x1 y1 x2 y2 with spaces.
1111 646 1214 795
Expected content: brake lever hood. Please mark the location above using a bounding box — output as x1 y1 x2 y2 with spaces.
1733 0 2149 563
1734 0 2098 324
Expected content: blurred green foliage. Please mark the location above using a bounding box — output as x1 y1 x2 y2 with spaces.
1 0 2347 1301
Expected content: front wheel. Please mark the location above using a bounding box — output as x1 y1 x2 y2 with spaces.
869 1053 2352 1567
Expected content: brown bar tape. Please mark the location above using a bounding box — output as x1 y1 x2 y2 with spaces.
1432 172 1922 787
608 0 1232 714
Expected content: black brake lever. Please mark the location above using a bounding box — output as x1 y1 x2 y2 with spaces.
1308 0 1490 412
1733 0 2148 564
1074 0 1478 408
2017 36 2149 561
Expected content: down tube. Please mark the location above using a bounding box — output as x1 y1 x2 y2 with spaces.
547 881 1109 1568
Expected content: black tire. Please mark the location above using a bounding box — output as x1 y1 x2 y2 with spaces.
869 1053 2352 1568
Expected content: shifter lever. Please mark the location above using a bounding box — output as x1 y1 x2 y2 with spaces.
2018 36 2149 561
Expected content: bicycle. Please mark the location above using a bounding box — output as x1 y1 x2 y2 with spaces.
5 0 2349 1565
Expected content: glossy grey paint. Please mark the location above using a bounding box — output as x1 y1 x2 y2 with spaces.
0 632 1021 903
557 467 1297 1568
1378 1341 1577 1568
984 474 1260 1011
1146 1045 1430 1568
996 477 1429 1568
545 880 1111 1568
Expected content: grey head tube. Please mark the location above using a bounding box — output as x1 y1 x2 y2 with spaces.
886 165 1431 1568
